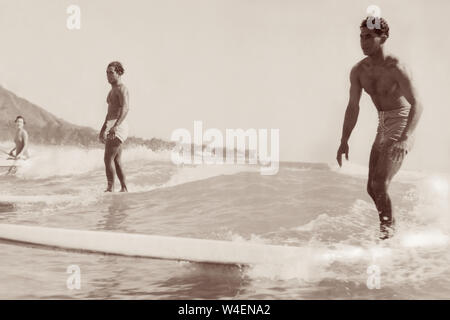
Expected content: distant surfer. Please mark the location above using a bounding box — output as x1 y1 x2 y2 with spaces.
99 61 129 192
9 116 30 160
336 17 423 239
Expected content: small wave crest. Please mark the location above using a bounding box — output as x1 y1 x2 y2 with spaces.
220 173 449 284
329 161 428 182
10 144 171 179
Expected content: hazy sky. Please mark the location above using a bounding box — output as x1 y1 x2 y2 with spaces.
0 0 449 172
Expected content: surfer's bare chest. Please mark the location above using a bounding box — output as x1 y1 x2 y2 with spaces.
107 89 121 119
358 61 400 97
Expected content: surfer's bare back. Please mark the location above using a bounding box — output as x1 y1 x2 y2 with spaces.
336 17 423 239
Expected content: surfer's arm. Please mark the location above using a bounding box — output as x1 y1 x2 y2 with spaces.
394 64 423 141
340 66 362 143
111 86 129 131
99 115 108 143
389 63 423 162
15 131 28 159
337 66 362 166
100 114 108 133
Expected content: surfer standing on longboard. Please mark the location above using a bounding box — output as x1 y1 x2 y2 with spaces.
99 61 129 192
336 17 423 239
9 116 29 160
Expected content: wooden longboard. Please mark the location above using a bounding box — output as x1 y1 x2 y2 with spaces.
0 223 312 265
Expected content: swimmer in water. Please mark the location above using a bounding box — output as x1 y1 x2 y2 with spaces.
9 116 30 160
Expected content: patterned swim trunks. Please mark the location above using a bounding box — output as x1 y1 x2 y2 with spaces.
373 106 413 153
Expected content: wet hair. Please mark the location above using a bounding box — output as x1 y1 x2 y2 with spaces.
107 61 125 76
15 115 25 124
360 17 389 38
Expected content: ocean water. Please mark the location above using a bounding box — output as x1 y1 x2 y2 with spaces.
0 144 449 299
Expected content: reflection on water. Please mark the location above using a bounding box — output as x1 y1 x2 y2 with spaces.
153 263 247 299
97 195 131 231
0 202 16 214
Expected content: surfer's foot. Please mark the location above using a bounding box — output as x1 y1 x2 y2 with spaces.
120 186 128 192
379 224 395 240
104 182 115 192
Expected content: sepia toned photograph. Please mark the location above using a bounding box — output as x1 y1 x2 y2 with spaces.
0 0 449 303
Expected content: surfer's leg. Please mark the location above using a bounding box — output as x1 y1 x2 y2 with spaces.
113 139 127 192
367 143 380 204
371 142 404 239
104 139 118 192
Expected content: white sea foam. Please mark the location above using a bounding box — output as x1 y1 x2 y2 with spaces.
1 144 172 179
1 145 257 213
231 173 449 282
4 144 257 184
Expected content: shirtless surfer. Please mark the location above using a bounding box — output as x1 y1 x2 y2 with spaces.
336 17 423 239
99 61 129 192
9 116 30 160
